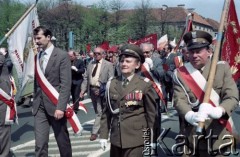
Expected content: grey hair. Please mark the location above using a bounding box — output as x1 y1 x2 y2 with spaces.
140 43 154 50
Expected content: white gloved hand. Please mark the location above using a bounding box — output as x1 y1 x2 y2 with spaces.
0 48 7 56
71 66 78 72
185 111 206 126
198 103 224 119
150 143 157 156
144 58 153 69
99 139 107 151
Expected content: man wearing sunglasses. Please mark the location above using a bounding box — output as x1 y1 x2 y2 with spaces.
80 46 114 141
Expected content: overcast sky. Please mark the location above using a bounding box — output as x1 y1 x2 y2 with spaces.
79 0 240 22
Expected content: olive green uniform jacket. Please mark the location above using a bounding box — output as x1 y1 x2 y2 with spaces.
99 74 158 149
173 60 239 151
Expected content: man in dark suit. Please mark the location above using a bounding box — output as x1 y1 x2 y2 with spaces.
80 46 114 141
33 26 72 157
0 47 16 157
68 50 85 113
161 44 177 105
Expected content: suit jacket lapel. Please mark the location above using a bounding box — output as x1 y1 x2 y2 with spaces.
45 48 57 76
119 74 139 100
99 59 106 79
88 61 94 76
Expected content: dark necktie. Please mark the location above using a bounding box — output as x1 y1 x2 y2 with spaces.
122 79 129 88
92 61 99 77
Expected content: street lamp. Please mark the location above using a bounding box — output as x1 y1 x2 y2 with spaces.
162 4 168 10
160 5 168 36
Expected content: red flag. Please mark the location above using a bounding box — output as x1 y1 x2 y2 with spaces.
221 0 240 80
128 34 158 49
100 41 109 51
108 45 118 53
86 43 91 53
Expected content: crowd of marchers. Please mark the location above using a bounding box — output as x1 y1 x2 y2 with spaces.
0 26 239 157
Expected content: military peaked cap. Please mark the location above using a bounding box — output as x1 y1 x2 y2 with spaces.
120 44 145 63
183 30 212 50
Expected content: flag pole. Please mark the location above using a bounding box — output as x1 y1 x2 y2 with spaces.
174 13 193 52
0 2 37 46
196 0 231 134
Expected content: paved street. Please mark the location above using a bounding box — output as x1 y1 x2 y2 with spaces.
10 100 240 157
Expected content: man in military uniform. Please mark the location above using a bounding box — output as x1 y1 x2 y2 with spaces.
173 30 239 156
99 44 158 157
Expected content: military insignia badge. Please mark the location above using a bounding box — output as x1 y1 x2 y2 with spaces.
125 101 138 107
135 90 143 101
125 90 143 107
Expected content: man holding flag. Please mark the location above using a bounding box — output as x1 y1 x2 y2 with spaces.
173 30 239 156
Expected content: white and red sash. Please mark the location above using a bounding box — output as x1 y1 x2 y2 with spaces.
141 64 166 106
177 62 236 134
174 56 183 68
0 76 17 125
35 53 82 134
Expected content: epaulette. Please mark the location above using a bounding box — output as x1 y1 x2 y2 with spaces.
217 61 226 64
139 76 150 82
143 77 150 82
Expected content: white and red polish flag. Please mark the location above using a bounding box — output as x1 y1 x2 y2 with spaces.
7 6 39 101
79 100 88 114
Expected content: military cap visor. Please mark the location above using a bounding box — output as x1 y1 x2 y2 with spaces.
120 44 145 63
183 31 212 50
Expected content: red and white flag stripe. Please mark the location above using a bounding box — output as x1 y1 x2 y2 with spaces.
79 101 88 114
35 54 82 134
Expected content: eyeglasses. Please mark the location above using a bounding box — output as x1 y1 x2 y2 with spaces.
143 51 151 54
94 52 102 55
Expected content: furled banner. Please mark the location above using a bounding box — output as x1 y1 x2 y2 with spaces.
7 7 39 101
221 0 240 81
128 34 157 49
174 13 193 51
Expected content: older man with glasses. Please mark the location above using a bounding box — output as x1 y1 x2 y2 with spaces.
140 43 165 143
80 46 114 141
140 43 165 80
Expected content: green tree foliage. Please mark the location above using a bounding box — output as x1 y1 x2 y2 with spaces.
37 0 84 50
127 0 153 40
0 0 183 51
0 0 27 46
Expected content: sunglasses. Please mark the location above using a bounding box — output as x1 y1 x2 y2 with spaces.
143 51 151 54
94 52 102 55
